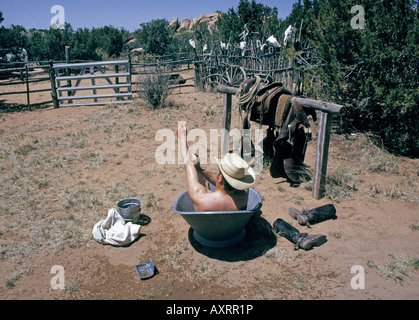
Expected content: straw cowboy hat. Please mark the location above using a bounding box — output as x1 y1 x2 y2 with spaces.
215 153 255 190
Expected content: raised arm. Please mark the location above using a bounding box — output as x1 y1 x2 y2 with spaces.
177 123 210 206
195 163 218 187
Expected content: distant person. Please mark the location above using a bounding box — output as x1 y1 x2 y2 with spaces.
177 123 255 212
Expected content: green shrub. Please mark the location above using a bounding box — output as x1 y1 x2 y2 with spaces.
137 71 170 109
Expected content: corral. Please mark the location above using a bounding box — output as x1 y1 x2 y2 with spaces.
0 51 418 301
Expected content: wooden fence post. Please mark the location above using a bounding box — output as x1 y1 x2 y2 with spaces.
65 46 72 104
127 58 133 99
193 61 199 90
221 92 232 157
313 111 333 200
115 64 119 85
90 66 98 102
25 64 31 111
194 60 204 91
49 60 59 108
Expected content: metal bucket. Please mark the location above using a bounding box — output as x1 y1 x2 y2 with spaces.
117 198 141 224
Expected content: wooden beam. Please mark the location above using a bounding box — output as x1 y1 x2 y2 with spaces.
25 65 31 111
313 112 333 200
216 85 343 114
217 84 239 95
221 92 232 157
291 97 343 114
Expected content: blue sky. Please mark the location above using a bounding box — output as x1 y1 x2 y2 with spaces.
0 0 297 32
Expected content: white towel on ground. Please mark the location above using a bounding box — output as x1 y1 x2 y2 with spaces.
92 208 141 246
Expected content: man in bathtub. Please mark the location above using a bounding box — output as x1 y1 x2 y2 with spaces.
177 123 255 212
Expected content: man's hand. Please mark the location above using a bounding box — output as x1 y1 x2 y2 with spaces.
189 153 200 166
177 122 188 164
177 123 201 166
176 122 187 138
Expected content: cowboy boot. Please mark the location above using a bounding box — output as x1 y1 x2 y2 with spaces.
273 218 327 251
283 156 310 184
288 204 337 228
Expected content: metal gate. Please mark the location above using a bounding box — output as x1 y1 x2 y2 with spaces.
53 60 132 107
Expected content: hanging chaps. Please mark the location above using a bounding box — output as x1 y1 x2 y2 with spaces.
237 75 316 184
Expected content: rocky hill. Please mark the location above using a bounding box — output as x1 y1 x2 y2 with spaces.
168 12 220 33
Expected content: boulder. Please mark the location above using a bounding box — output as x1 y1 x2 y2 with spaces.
168 17 179 31
191 12 220 28
126 38 138 49
172 12 220 33
177 18 192 32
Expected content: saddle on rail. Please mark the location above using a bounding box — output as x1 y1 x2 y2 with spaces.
237 75 317 184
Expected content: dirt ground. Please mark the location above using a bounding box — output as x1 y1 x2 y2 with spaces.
0 74 418 302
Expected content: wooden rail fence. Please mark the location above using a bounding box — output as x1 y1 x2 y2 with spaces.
0 62 56 111
193 47 326 96
130 57 195 94
193 53 302 95
0 55 195 111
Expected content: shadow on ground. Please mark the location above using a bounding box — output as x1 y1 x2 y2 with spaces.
0 100 52 114
188 213 277 262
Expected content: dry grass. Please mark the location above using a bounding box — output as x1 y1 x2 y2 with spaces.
367 254 419 284
0 101 158 265
265 247 295 263
353 134 400 175
0 97 196 290
326 133 418 204
324 166 360 202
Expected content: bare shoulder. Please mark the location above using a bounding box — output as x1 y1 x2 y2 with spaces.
191 189 248 212
188 187 216 210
